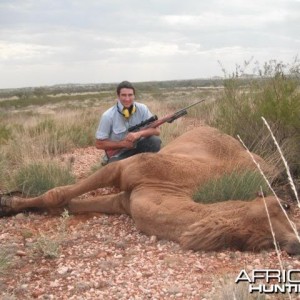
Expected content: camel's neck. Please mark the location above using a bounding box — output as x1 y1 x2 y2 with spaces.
129 188 208 243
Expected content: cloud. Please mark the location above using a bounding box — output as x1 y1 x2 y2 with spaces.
0 0 299 88
0 41 64 64
161 11 288 29
109 41 202 57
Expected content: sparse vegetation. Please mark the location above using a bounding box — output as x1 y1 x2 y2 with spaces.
0 248 12 274
0 108 101 191
213 274 267 300
32 233 61 259
30 209 70 258
0 123 11 144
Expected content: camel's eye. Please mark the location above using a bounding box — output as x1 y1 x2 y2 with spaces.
282 203 290 210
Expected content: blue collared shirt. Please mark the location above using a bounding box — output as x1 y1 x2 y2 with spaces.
95 101 153 141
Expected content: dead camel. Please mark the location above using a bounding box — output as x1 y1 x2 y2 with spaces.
1 126 299 254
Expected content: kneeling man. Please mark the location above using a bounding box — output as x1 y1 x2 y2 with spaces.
95 81 161 164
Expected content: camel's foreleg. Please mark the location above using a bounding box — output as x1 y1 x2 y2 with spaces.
1 162 124 216
68 191 131 215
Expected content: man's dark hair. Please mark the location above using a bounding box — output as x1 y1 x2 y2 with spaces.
116 81 135 96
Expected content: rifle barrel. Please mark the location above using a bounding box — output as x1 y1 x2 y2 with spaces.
180 99 205 111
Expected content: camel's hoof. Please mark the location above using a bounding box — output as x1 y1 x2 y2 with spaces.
0 195 13 217
0 191 22 217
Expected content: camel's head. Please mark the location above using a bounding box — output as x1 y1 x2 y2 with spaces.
244 196 300 255
180 196 300 255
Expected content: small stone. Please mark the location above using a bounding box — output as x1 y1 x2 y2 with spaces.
194 262 205 272
143 271 153 278
16 250 26 257
31 290 43 298
21 284 28 289
150 235 157 243
57 266 69 275
115 241 126 249
15 213 26 219
50 280 60 288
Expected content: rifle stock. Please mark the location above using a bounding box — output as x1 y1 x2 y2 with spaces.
106 99 205 159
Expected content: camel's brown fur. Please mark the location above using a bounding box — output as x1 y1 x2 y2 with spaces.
2 126 300 254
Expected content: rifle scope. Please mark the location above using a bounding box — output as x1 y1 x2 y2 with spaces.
128 115 158 132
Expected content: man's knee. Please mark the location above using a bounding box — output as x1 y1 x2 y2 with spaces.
107 136 161 164
108 148 138 163
137 136 161 153
148 136 162 152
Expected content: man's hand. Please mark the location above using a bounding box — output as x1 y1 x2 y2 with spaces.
125 132 141 143
95 127 159 151
125 127 159 143
120 139 135 149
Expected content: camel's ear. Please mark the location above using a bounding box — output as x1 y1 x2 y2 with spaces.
179 217 250 252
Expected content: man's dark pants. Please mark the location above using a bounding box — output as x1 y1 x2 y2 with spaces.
108 136 161 163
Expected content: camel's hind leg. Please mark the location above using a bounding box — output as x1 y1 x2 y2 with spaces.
0 162 124 216
68 191 131 215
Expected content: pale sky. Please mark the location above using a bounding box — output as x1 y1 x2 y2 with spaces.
0 0 299 88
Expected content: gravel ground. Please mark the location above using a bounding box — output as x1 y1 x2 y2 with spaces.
1 147 300 300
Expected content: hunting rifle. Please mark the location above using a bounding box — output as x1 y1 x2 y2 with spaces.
106 99 205 158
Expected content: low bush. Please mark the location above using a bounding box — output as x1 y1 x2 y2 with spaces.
13 161 75 196
193 170 269 204
211 59 300 177
30 210 70 259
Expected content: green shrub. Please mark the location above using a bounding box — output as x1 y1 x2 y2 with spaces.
13 161 75 196
211 59 300 177
193 170 269 204
32 234 61 259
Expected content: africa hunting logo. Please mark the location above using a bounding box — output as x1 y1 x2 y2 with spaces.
235 269 300 294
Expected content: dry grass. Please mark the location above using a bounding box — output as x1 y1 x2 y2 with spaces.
0 87 216 192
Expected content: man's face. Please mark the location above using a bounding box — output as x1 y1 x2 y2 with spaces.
118 88 135 108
